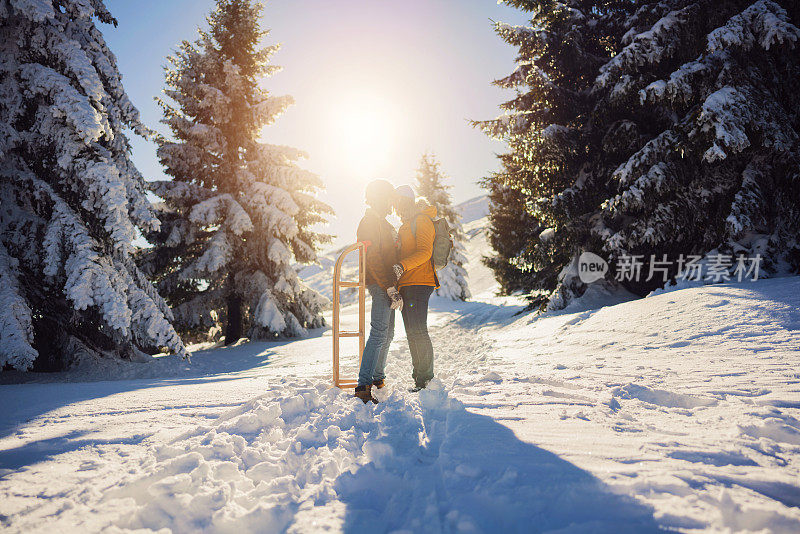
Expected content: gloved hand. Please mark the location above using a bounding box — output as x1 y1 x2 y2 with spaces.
387 287 403 311
392 263 404 281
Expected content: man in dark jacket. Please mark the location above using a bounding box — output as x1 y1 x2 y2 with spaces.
354 180 403 403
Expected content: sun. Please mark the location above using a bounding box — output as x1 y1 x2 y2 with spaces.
332 93 397 180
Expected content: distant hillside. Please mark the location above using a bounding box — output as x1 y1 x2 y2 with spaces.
457 195 489 225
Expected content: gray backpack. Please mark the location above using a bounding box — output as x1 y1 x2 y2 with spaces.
411 215 453 271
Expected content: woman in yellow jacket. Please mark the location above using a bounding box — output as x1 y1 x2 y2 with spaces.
391 185 439 391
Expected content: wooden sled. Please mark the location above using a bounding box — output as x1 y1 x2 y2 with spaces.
332 242 366 388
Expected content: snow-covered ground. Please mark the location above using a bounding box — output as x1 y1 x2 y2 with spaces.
2 206 799 533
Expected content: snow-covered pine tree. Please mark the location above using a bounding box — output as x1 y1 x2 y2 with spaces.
0 0 187 370
593 0 800 284
414 153 470 301
474 1 635 309
138 0 331 344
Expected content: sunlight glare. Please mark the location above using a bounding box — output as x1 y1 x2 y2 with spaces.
332 92 398 181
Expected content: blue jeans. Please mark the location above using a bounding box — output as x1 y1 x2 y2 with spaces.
358 284 395 386
400 285 434 387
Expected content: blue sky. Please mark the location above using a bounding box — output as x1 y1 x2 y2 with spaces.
104 0 529 245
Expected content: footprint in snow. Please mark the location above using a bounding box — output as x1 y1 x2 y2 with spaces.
666 341 691 348
612 384 717 409
481 371 502 383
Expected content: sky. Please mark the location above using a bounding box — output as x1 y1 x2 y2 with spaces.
104 0 529 247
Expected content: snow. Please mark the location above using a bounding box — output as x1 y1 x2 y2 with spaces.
184 232 233 277
188 194 254 236
540 123 570 140
596 6 691 91
640 60 708 105
456 195 489 225
699 87 751 162
9 0 54 22
539 227 555 242
18 63 109 145
0 244 37 370
707 1 800 52
253 290 287 334
2 205 800 532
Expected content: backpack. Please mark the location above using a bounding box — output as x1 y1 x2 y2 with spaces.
411 215 453 271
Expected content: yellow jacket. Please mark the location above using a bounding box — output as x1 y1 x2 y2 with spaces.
397 202 440 288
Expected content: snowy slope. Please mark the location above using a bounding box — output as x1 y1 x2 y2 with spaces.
460 205 497 299
456 195 490 225
2 200 800 532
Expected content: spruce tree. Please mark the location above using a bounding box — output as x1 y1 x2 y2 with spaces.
139 0 332 344
482 181 541 298
414 153 470 301
480 1 798 308
475 1 634 309
593 0 800 284
0 0 187 370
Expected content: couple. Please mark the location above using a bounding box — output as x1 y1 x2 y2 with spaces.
353 180 439 404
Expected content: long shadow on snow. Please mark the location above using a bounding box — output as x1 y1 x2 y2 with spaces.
0 429 151 474
0 375 245 445
428 295 527 330
2 326 328 386
711 276 800 331
0 328 326 442
334 392 663 533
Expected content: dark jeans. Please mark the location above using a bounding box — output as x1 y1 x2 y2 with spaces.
400 285 434 387
358 284 395 386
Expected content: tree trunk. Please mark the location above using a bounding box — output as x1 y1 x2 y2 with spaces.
224 293 243 345
31 315 68 372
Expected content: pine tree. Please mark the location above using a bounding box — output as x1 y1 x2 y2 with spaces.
480 1 799 309
138 0 332 344
414 153 470 301
482 181 542 298
593 0 800 284
0 0 187 370
474 1 635 309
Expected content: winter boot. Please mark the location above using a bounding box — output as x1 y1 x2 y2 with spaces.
354 384 378 404
372 379 385 389
408 380 428 393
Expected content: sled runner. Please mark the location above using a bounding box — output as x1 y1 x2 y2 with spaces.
332 242 366 388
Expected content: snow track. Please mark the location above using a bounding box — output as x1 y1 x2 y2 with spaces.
2 275 800 532
104 366 658 532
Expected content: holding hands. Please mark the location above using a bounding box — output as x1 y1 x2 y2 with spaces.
392 263 404 281
389 265 404 310
386 287 403 311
